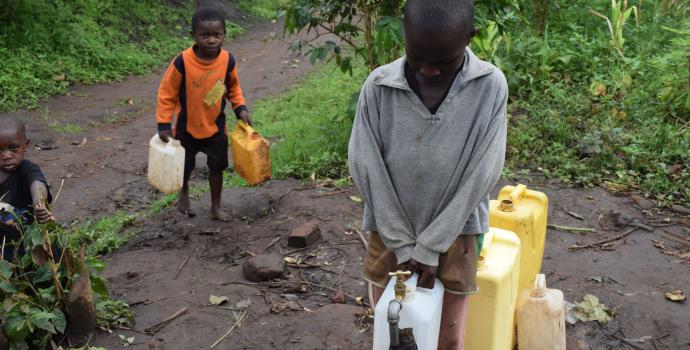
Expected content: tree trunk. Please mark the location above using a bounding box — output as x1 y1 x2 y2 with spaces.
362 4 376 71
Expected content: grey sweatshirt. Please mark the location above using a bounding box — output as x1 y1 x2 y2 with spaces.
348 48 508 267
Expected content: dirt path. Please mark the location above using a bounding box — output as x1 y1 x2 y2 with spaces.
3 19 314 222
89 179 689 350
3 12 689 350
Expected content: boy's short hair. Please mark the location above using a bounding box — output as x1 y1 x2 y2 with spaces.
405 0 475 39
192 7 226 32
0 117 26 139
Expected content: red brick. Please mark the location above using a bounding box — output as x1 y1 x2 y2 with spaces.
288 221 322 248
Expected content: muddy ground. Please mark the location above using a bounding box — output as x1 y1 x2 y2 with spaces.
2 6 689 350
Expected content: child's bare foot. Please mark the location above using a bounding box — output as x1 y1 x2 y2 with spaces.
211 206 231 222
177 190 195 217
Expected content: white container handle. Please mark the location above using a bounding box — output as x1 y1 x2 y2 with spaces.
534 273 546 289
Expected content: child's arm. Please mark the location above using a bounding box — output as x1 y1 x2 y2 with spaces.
348 81 417 265
225 54 252 126
156 57 184 142
30 181 54 224
411 73 508 269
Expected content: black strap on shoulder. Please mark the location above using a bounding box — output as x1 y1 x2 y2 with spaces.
225 53 236 85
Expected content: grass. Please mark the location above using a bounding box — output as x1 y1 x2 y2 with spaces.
0 0 244 112
49 123 85 134
248 63 364 180
485 1 690 206
69 212 136 255
235 0 292 19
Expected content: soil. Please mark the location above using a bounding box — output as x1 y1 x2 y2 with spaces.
2 8 689 350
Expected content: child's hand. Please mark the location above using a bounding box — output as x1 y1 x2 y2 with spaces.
239 110 253 126
34 203 55 224
158 130 173 143
408 259 438 289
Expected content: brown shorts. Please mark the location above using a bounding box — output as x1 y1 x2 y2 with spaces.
363 231 479 295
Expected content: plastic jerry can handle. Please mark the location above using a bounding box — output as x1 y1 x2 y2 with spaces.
534 273 546 289
509 184 528 205
237 120 259 136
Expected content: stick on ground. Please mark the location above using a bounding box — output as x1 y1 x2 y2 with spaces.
174 255 192 280
548 224 597 234
570 227 639 251
144 307 189 334
210 309 248 349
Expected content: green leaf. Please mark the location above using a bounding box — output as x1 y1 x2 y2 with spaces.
32 266 53 284
9 341 29 350
573 294 613 324
0 260 13 279
4 316 30 341
0 280 18 293
29 311 56 333
52 309 67 333
91 275 109 297
25 224 44 248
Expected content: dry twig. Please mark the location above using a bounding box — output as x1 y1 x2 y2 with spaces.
144 307 189 334
570 227 639 250
173 255 192 280
210 309 248 349
548 224 597 234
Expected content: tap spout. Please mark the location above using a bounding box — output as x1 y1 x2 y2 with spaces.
387 299 403 347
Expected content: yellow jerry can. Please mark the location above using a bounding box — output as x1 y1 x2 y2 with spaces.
465 227 521 350
230 121 271 185
489 184 548 295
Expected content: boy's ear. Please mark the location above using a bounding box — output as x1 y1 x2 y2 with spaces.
469 27 478 40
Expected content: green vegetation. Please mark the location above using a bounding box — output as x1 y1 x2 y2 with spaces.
250 64 365 179
49 123 85 135
494 1 689 205
0 0 243 112
236 0 292 19
0 217 134 349
277 0 689 205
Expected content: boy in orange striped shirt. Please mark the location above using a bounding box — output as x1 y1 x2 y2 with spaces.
156 7 251 221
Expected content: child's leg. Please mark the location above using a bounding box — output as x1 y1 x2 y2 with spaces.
438 292 469 350
209 170 230 221
203 131 231 221
370 283 385 306
178 142 196 216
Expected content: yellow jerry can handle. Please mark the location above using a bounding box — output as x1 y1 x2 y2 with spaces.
509 184 528 205
236 120 260 137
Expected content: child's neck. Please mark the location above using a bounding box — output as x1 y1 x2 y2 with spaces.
193 46 220 62
0 169 10 184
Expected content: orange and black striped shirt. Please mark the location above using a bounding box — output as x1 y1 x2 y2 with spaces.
156 46 247 139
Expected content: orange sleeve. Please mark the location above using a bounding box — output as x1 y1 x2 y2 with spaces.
225 54 248 118
156 58 184 130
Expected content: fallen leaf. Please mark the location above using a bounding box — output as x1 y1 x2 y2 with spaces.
53 73 66 82
119 334 135 346
209 295 228 305
350 196 363 202
235 299 252 309
355 297 365 306
590 276 604 283
665 290 686 302
571 294 613 324
330 291 345 304
284 257 298 264
567 211 585 220
270 300 302 314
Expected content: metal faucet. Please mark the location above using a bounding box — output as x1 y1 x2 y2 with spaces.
387 271 417 349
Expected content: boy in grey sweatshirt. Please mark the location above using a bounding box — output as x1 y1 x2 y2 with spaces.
348 0 507 347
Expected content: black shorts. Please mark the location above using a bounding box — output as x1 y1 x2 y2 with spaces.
176 131 229 174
